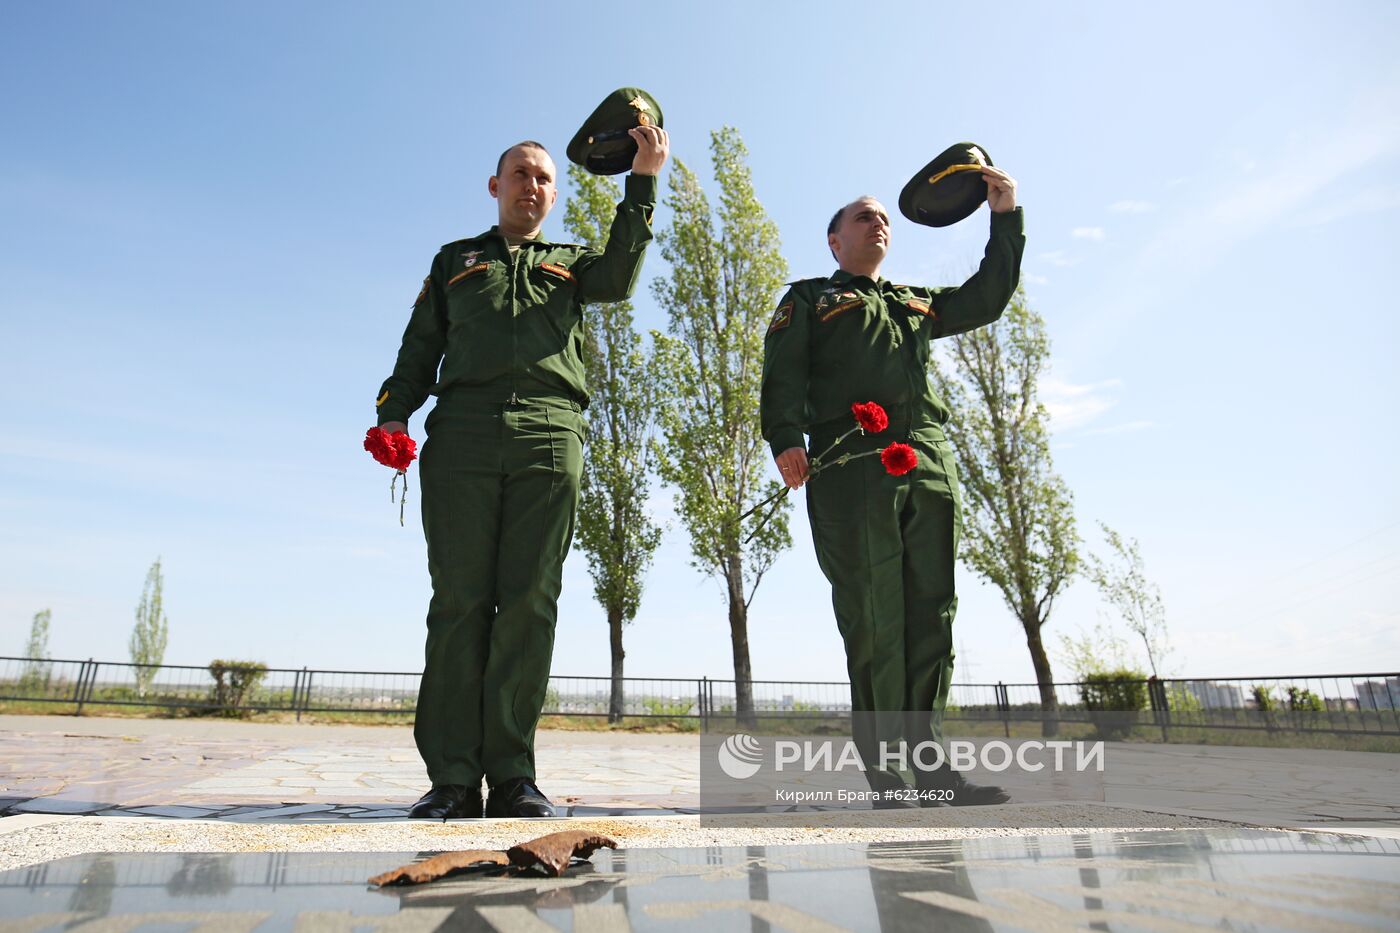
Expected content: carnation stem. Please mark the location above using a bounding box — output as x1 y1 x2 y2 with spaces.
740 414 889 544
399 470 408 527
741 486 789 545
808 425 862 468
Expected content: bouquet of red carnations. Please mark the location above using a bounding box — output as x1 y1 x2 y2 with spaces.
364 426 418 526
742 401 919 543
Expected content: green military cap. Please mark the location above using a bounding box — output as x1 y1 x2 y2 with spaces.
898 142 995 227
567 87 664 176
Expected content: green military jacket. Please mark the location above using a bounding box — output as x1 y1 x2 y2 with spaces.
760 208 1025 457
375 173 658 424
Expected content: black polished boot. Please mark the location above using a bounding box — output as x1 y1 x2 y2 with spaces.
408 784 483 820
917 765 1010 807
485 777 555 818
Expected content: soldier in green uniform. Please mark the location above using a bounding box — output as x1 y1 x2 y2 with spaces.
373 128 669 819
760 167 1022 806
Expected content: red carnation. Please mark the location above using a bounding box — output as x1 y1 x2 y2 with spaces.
388 432 417 471
364 426 396 467
851 401 889 434
365 426 418 526
881 443 918 476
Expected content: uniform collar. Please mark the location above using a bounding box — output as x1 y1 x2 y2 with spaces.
828 268 886 289
480 225 554 248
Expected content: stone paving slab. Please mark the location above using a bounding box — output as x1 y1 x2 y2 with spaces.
3 714 1400 833
3 830 1398 931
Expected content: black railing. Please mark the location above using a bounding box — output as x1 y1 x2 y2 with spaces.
1 656 1397 739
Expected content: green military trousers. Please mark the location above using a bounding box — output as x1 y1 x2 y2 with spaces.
805 420 962 784
415 393 584 788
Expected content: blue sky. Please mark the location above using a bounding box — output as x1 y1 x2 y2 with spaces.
2 1 1397 687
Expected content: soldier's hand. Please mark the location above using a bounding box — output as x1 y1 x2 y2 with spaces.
775 447 809 489
982 166 1017 213
377 421 408 436
630 126 669 176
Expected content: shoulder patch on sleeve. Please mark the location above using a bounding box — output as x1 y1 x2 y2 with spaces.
767 302 794 334
413 276 430 307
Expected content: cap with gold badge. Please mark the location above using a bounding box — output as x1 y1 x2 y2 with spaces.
567 87 664 176
898 142 995 227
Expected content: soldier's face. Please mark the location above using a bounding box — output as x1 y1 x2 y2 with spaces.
490 146 558 232
829 197 891 267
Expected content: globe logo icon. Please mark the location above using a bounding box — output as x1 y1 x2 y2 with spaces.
717 733 763 780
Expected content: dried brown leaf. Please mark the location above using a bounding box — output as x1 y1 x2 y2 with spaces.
507 830 618 877
368 849 509 887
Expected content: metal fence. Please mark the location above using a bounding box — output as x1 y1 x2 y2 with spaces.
2 656 1397 739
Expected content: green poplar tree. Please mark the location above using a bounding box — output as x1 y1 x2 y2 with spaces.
19 609 53 691
929 288 1079 735
564 165 665 723
650 128 790 726
129 558 169 698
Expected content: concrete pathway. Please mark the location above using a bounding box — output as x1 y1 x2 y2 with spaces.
3 713 1399 875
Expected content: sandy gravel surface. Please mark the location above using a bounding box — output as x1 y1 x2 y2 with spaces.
0 807 1236 873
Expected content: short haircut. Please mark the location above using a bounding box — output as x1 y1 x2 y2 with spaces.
827 205 848 239
827 196 881 261
496 140 550 177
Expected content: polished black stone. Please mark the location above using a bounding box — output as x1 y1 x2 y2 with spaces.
3 830 1397 931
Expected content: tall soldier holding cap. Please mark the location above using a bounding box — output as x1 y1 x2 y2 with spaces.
760 144 1023 806
371 89 668 820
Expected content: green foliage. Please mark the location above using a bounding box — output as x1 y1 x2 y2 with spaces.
207 660 268 716
1056 621 1133 680
928 288 1078 725
1086 522 1172 677
1166 685 1203 714
1251 684 1281 732
1287 686 1324 713
129 558 170 698
565 166 665 631
650 128 792 583
648 128 789 722
19 609 53 693
1079 668 1148 739
642 696 694 717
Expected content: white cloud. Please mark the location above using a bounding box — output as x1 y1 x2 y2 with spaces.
1071 227 1106 241
1040 376 1122 432
1109 200 1156 213
1023 272 1049 286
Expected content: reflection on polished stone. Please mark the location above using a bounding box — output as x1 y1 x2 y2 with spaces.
3 830 1398 931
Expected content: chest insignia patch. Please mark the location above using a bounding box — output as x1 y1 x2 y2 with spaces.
448 263 491 287
818 298 863 323
462 250 482 267
540 263 576 282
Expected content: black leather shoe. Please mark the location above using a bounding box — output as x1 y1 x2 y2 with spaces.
408 784 482 820
485 777 555 818
917 767 1010 807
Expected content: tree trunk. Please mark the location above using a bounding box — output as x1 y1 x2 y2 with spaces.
725 553 756 729
608 604 626 724
1024 620 1060 737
